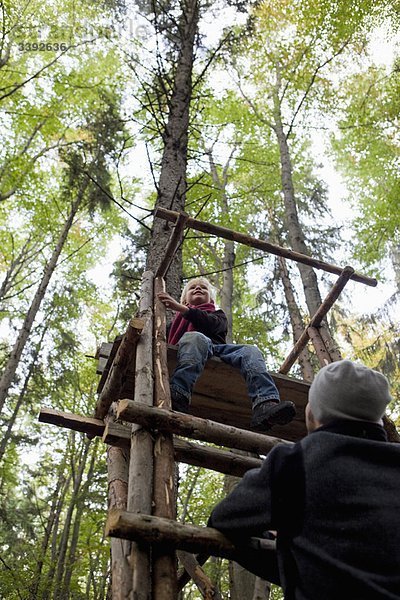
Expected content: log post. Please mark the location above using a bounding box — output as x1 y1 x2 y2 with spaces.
307 327 333 367
176 551 222 600
279 266 354 374
318 326 343 362
152 276 177 599
94 318 144 420
127 271 155 600
106 403 131 599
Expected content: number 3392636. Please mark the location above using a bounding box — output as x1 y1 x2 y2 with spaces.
18 42 68 51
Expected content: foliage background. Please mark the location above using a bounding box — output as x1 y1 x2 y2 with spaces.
0 0 398 598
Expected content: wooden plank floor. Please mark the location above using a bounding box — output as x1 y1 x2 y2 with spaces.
98 340 310 443
167 346 309 442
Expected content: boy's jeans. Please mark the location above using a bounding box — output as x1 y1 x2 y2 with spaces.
170 331 280 407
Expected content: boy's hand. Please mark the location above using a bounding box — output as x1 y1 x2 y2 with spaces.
157 292 188 314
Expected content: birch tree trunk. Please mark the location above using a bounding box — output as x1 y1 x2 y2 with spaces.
146 0 199 299
0 191 85 416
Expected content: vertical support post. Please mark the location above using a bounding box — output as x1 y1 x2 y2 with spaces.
307 326 333 367
128 271 155 600
152 276 177 599
318 326 342 362
107 403 131 599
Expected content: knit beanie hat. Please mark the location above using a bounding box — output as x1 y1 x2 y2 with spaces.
308 360 392 424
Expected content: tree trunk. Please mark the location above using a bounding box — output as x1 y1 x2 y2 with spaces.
252 577 271 600
272 69 337 356
52 435 91 600
225 472 270 599
0 236 43 303
0 324 48 462
277 257 314 382
61 440 98 598
207 148 235 342
146 0 199 299
212 207 265 597
28 466 70 599
38 468 72 600
0 191 85 416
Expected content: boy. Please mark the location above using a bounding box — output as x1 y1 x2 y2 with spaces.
157 277 296 431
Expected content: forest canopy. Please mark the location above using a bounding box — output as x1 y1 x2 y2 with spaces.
0 0 399 598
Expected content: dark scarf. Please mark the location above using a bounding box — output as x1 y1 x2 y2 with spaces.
168 302 215 345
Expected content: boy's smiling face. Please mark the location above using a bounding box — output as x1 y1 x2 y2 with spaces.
185 280 211 306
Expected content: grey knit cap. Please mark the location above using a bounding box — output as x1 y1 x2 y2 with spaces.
308 360 392 424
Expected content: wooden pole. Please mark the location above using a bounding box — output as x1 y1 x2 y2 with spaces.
152 276 177 599
116 401 290 455
106 510 276 561
103 422 263 476
317 326 343 362
128 271 155 600
279 266 354 374
106 404 132 599
177 553 209 592
38 409 264 477
94 318 144 420
176 551 222 600
154 207 376 287
155 212 189 279
39 407 105 437
307 327 333 367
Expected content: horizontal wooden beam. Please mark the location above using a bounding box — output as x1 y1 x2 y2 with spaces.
279 266 354 374
39 407 105 437
39 407 263 476
106 510 276 562
117 400 291 455
154 207 377 287
94 317 144 420
104 421 262 476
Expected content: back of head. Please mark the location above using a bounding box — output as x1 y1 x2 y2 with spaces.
308 360 392 425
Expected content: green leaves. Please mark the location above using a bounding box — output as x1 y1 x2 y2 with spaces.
332 64 400 276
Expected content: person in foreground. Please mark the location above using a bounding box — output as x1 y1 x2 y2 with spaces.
208 359 400 600
157 276 296 431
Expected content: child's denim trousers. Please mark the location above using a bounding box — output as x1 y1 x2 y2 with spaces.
170 331 280 406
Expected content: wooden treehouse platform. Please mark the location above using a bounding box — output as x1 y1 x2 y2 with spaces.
38 208 397 600
96 340 310 442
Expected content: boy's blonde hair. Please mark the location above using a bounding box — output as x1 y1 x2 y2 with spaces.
180 277 216 305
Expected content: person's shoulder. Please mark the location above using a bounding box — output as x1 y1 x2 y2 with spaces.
267 441 304 474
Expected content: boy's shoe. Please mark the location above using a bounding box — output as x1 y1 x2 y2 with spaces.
171 389 190 414
250 400 296 432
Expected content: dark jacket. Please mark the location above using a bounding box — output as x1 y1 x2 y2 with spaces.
183 307 227 344
208 420 400 599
